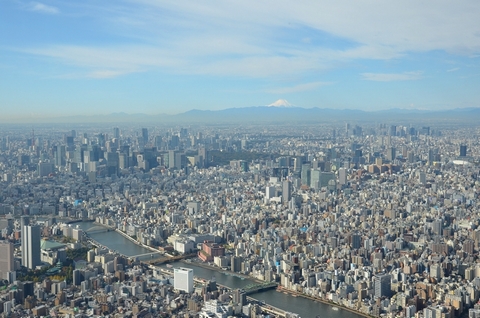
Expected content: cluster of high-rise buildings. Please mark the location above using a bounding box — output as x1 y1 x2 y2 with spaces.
0 121 478 317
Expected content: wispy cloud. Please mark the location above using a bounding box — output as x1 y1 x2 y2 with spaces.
361 71 423 82
88 70 131 79
27 2 59 14
21 45 181 78
447 67 459 72
12 1 480 80
265 82 333 94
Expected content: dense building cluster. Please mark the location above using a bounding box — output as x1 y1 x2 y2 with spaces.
0 122 479 318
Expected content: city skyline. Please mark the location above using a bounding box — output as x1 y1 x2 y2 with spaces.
0 121 479 317
1 1 480 120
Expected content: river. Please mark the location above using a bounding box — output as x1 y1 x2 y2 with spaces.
167 262 362 318
75 221 362 318
75 221 152 257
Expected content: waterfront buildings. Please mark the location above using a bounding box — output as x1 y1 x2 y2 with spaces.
174 267 194 293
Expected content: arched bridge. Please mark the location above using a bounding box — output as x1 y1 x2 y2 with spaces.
84 226 113 235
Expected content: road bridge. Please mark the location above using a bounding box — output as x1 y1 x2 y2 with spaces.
243 282 278 295
84 225 113 234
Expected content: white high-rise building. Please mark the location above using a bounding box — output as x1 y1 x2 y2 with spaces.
265 186 275 200
174 267 193 293
21 216 29 268
23 225 41 269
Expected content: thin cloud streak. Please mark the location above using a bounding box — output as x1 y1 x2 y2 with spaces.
131 0 480 55
15 1 480 79
361 71 423 82
18 43 404 79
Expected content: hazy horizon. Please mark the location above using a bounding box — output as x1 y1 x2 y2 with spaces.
2 1 480 119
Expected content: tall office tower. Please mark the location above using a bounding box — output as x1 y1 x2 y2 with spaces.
374 273 391 298
197 149 207 169
408 151 415 163
113 127 120 139
282 180 292 203
141 128 148 145
338 168 347 185
432 219 443 236
389 125 397 136
460 144 467 157
154 135 163 149
23 225 41 269
168 150 178 169
20 216 29 268
351 233 362 249
169 135 180 149
0 240 14 281
265 186 275 200
55 145 66 167
310 169 321 190
386 147 396 162
174 267 193 293
300 164 311 186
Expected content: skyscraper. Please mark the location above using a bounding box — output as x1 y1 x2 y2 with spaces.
310 169 321 190
338 168 347 185
55 145 66 167
23 225 41 269
0 240 14 281
389 125 397 136
300 164 311 186
174 267 193 293
113 127 120 139
21 216 29 268
386 147 396 162
282 180 292 203
460 144 467 157
374 273 391 298
141 128 148 145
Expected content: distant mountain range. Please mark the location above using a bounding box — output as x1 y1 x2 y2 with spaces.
6 106 480 124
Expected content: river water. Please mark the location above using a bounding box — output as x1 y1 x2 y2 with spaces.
75 221 152 256
76 222 361 318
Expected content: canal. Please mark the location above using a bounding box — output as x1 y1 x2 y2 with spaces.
75 222 362 318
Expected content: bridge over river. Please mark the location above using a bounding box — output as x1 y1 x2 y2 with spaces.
242 281 278 295
84 225 113 235
127 252 195 264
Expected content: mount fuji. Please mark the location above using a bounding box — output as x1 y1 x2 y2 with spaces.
267 99 294 107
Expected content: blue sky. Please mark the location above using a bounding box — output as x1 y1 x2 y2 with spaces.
1 0 480 120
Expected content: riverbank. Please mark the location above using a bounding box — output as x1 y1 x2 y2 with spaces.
159 266 291 318
84 220 160 254
77 222 364 318
179 260 368 318
276 286 372 318
112 228 160 253
180 259 265 284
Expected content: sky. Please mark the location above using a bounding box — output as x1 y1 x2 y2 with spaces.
1 0 480 120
